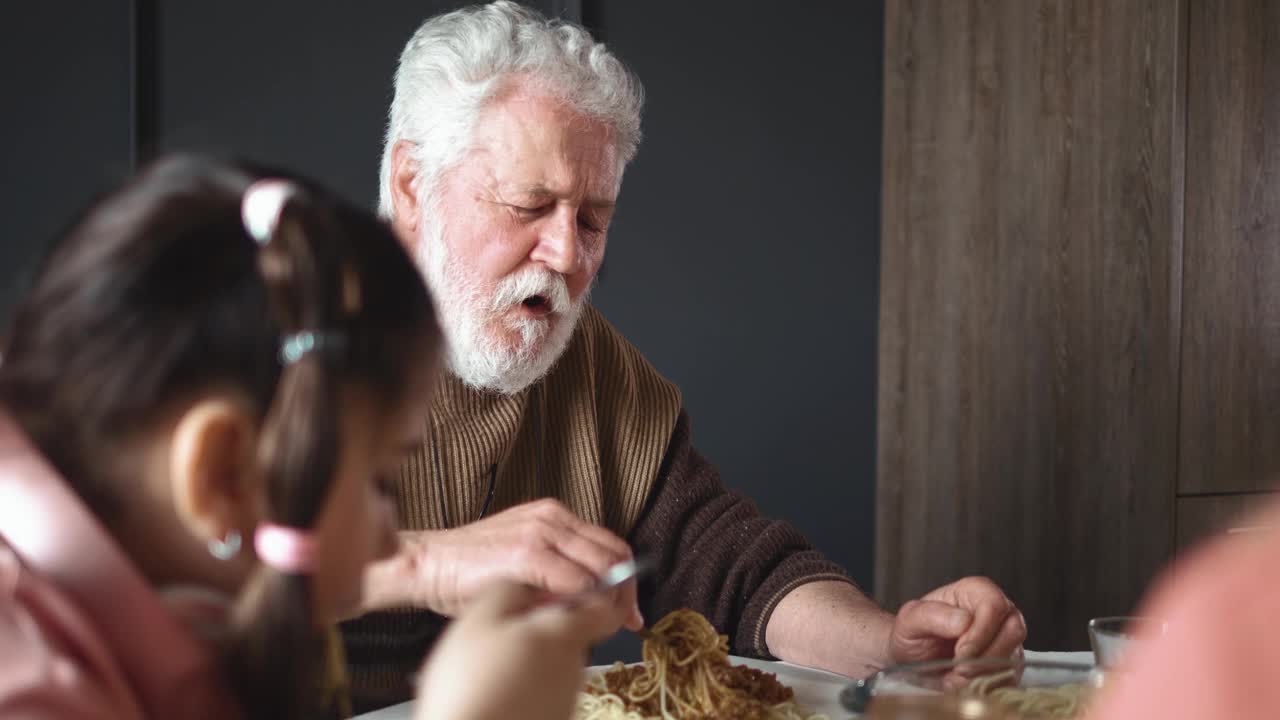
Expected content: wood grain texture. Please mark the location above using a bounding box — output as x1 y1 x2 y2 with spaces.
877 0 1184 649
1178 0 1280 494
1175 493 1276 551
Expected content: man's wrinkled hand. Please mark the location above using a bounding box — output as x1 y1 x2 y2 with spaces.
367 498 643 630
889 576 1026 666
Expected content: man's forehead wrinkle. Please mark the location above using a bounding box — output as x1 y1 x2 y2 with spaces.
460 91 621 209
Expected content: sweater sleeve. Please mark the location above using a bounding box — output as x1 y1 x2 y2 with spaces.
626 410 859 658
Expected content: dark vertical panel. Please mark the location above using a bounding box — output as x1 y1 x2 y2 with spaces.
590 1 883 591
156 0 555 209
1175 493 1273 551
0 3 133 328
1178 0 1280 495
877 0 1182 649
130 0 159 166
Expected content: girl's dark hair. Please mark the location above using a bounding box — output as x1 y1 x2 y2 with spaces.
0 153 437 720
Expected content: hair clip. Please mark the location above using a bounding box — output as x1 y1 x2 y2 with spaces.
280 330 346 365
242 179 305 245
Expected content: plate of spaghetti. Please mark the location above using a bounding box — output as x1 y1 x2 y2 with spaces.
576 608 849 719
841 657 1102 718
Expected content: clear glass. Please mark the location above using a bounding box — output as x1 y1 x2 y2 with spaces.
1087 616 1167 669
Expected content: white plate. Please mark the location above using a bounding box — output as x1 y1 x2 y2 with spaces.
353 655 854 719
585 655 853 718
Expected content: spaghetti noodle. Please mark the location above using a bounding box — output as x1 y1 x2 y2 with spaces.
575 609 827 720
964 669 1090 718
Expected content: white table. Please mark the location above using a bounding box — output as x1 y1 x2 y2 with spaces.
352 650 1093 719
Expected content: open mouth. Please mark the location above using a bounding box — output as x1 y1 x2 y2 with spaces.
519 294 553 317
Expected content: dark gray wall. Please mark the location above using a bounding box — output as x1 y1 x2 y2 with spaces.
583 0 885 662
1 1 134 328
591 0 883 588
154 1 482 206
1 0 882 660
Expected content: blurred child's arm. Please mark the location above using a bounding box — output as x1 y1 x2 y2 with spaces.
413 581 627 720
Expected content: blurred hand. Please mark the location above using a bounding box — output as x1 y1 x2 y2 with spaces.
889 576 1026 666
365 499 642 630
413 581 628 720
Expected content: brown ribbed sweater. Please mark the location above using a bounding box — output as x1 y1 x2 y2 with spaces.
341 306 854 710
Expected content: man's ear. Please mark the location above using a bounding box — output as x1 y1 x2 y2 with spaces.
168 397 258 546
390 140 423 248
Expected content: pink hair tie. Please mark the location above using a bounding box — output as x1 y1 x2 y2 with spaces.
254 524 319 574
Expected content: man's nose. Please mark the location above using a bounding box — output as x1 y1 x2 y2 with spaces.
532 206 579 275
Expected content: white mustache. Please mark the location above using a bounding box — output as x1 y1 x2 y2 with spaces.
490 268 571 315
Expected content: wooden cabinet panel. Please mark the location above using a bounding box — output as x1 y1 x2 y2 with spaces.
1178 0 1280 493
877 0 1183 649
1176 493 1276 551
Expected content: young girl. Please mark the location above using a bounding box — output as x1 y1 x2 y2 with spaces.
0 154 624 720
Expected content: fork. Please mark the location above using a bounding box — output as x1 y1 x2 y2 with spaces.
559 557 672 646
561 556 655 606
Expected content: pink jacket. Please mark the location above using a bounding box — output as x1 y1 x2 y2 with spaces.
0 411 240 719
1086 505 1280 719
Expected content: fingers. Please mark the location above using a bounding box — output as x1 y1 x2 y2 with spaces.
538 503 634 577
955 596 1016 659
422 499 644 621
920 577 1023 661
891 599 973 664
977 611 1026 659
527 546 642 630
617 578 643 631
563 515 634 562
897 599 972 643
525 500 642 627
893 578 1026 674
512 503 628 594
552 526 632 579
550 530 642 629
525 546 600 595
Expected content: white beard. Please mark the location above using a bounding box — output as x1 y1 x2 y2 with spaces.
416 219 587 395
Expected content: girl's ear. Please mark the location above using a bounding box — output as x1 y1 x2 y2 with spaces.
169 397 260 546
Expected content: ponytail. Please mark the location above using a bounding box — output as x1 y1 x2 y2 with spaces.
223 186 354 720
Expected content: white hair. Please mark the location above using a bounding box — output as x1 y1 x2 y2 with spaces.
377 0 644 218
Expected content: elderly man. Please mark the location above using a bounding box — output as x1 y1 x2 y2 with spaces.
341 1 1025 708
